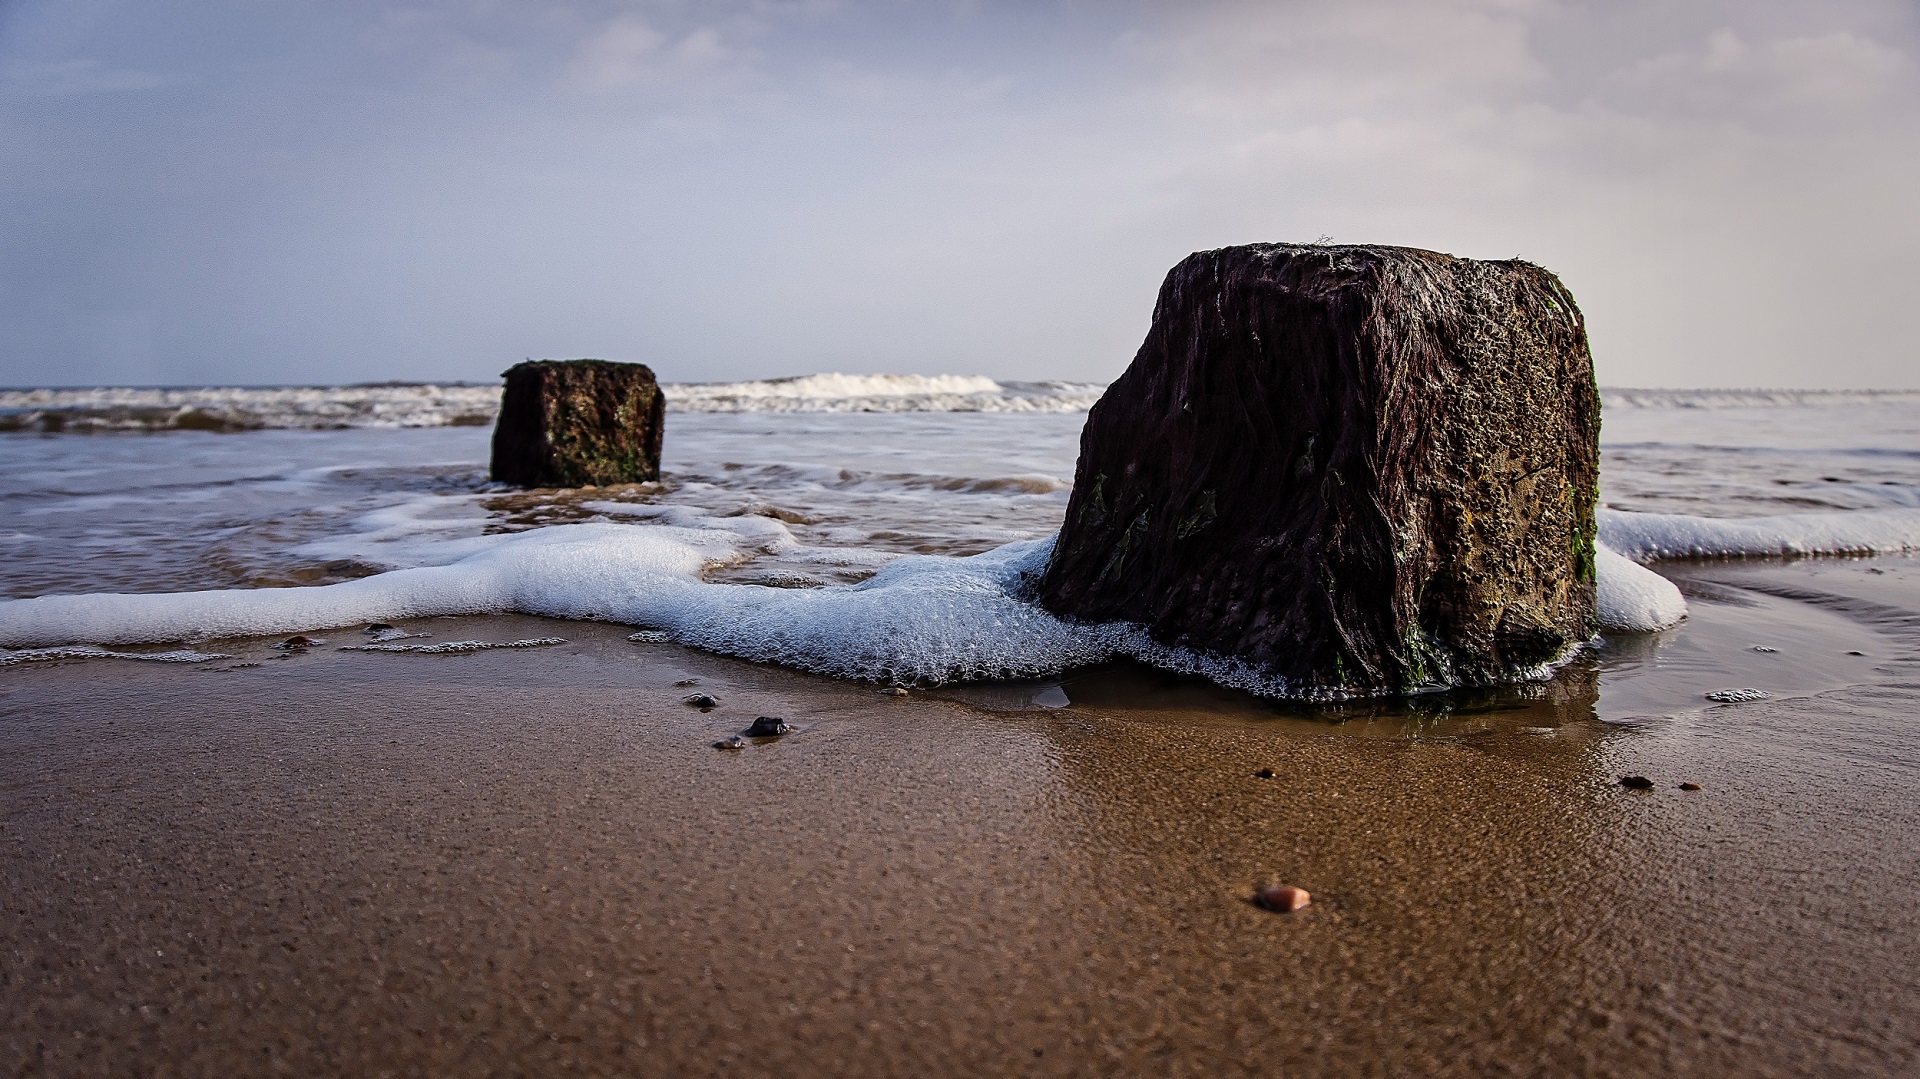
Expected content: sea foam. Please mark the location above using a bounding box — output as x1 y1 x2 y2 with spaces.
13 483 1920 687
1599 507 1920 561
0 506 1697 693
1594 546 1687 634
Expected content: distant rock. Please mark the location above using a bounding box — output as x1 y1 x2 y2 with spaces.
490 359 664 487
1038 243 1600 696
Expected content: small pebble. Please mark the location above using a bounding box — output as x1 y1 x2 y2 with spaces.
683 693 719 709
1848 650 1866 656
1679 782 1702 791
1619 775 1655 790
1751 645 1777 653
744 716 792 738
1253 768 1275 779
364 623 394 634
275 635 323 650
882 687 909 697
1252 884 1311 913
712 736 745 751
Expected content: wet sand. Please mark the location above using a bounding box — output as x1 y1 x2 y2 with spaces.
4 557 1919 1076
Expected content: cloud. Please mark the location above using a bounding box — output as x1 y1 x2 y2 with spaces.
1602 25 1912 120
565 14 667 90
1 0 1917 387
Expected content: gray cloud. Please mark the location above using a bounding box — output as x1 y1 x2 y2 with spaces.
2 0 1915 387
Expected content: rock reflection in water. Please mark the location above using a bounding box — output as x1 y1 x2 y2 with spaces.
933 656 1633 1071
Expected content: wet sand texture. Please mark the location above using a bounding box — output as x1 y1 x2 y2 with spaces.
3 602 1919 1076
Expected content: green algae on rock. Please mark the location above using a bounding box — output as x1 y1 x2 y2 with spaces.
1037 243 1601 696
489 359 665 488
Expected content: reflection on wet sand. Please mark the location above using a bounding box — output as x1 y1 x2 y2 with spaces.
950 660 1632 1072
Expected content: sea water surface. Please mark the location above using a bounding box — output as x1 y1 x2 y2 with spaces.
3 378 1920 700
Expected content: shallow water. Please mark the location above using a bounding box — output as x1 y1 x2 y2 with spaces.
6 389 1920 599
3 384 1920 704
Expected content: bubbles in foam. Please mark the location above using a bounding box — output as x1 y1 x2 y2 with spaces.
0 510 1701 697
1595 545 1688 633
342 637 568 654
0 645 230 666
1599 507 1920 562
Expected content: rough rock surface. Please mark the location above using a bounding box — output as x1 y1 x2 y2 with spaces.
1037 244 1600 696
490 360 665 487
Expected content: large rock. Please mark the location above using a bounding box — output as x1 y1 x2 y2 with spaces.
490 359 665 487
1038 244 1600 696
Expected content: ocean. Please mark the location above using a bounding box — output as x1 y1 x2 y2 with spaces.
4 376 1920 702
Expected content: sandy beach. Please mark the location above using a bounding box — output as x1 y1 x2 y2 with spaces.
5 556 1918 1076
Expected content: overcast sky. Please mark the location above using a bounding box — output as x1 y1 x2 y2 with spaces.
2 0 1916 388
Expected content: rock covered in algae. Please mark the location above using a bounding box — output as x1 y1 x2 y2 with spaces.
489 359 665 487
1037 243 1601 696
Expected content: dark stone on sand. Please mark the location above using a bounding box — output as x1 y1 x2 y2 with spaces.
490 359 665 488
1254 768 1275 779
364 623 394 634
683 694 719 709
712 736 746 751
1619 776 1655 790
745 716 793 738
1679 782 1702 791
1038 243 1600 696
275 635 322 651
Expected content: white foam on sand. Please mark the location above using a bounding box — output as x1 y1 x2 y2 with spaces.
1599 506 1920 562
0 645 230 666
1589 504 1920 631
0 517 1667 694
0 523 1136 685
13 502 1920 688
1594 546 1688 633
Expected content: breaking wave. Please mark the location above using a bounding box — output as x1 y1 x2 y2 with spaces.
0 375 1107 432
1601 388 1920 409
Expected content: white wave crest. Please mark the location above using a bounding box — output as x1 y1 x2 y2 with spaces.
0 374 1108 430
1600 388 1920 410
663 374 1104 414
0 383 501 432
672 373 1000 400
